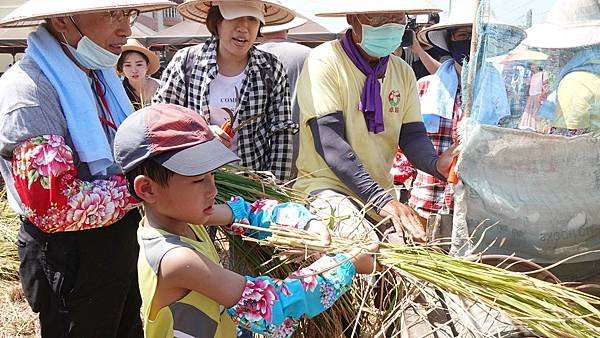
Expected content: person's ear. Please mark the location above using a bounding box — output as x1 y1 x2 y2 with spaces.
48 16 70 34
134 175 158 203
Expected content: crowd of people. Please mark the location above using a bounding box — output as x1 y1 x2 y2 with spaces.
0 0 597 337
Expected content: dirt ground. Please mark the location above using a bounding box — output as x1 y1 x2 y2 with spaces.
0 282 38 337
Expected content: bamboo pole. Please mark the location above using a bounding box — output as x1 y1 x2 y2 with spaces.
463 0 482 118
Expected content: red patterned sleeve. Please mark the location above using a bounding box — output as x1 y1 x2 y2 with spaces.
11 135 138 233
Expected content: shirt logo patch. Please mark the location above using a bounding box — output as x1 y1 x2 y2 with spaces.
388 90 402 113
388 90 401 107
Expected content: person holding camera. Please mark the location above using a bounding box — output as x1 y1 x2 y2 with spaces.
395 13 451 80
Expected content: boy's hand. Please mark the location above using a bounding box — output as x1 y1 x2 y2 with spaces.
305 220 332 246
349 242 380 274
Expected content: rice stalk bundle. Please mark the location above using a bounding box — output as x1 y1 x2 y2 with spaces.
215 165 306 204
237 223 600 338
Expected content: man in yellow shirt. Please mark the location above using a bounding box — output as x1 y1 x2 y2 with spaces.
294 1 455 244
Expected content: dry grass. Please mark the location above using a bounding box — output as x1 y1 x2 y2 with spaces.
0 282 38 337
0 190 38 337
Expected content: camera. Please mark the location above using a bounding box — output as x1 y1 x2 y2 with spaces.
401 14 434 48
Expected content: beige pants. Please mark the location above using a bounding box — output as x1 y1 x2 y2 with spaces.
309 189 386 241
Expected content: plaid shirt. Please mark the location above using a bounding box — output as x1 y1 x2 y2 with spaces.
403 76 462 219
153 38 296 182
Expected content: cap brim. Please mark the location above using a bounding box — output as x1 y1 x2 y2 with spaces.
154 138 239 176
219 2 265 24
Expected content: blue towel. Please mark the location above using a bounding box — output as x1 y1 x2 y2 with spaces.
26 26 133 176
420 60 458 133
471 62 510 125
539 47 600 120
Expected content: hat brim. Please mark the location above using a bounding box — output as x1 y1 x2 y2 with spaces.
419 22 526 57
261 17 306 34
178 0 295 26
121 45 161 75
154 138 239 176
315 1 442 17
0 0 176 28
523 23 600 49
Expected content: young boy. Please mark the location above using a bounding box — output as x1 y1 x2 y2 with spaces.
113 104 378 337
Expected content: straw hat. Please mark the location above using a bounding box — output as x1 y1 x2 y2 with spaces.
178 0 295 26
261 17 306 34
418 3 525 57
523 0 600 49
315 0 442 17
119 38 160 75
0 0 176 28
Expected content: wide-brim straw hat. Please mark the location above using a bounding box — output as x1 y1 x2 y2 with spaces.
0 0 176 28
119 38 160 75
261 17 306 34
178 0 295 26
315 0 442 17
418 3 525 57
523 0 600 49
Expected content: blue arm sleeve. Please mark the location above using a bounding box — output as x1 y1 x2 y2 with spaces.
399 122 446 181
225 197 316 239
227 254 355 336
309 113 393 211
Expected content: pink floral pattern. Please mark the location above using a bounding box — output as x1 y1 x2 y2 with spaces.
12 135 137 233
290 269 318 292
234 278 278 323
227 255 355 337
271 318 299 338
250 199 279 213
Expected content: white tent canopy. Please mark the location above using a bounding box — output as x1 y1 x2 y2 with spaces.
144 14 343 47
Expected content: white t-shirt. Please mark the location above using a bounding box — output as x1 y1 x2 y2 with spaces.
209 71 246 152
529 71 545 96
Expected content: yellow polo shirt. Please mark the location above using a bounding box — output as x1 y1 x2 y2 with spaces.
293 40 422 197
553 71 600 131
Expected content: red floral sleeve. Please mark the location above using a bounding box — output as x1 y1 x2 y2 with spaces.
11 135 138 233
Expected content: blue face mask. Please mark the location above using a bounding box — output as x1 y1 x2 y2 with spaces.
62 18 121 70
360 23 406 58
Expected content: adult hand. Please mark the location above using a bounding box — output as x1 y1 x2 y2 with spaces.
436 143 459 179
410 31 425 56
305 219 332 246
349 242 381 274
378 200 426 243
209 125 232 149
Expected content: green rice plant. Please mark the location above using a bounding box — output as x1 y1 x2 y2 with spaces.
236 223 600 338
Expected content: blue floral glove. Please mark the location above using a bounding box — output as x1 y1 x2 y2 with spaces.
227 254 355 337
225 197 317 239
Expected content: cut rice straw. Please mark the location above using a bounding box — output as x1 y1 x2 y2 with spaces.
235 223 600 338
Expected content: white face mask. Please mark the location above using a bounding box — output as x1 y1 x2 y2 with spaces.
62 17 121 70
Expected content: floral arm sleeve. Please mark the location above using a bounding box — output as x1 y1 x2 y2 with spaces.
224 197 314 239
227 254 356 337
11 135 137 233
268 61 297 183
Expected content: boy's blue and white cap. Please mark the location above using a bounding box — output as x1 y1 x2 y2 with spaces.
114 103 239 175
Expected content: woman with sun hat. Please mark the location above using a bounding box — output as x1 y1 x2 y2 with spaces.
155 0 297 182
117 38 161 110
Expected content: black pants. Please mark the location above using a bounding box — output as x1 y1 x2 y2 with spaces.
16 210 143 338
